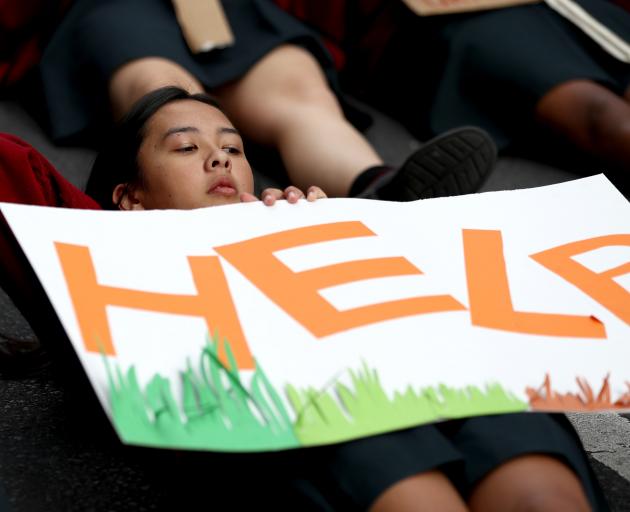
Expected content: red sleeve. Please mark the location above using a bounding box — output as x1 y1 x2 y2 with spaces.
0 133 100 352
0 133 99 209
274 0 348 70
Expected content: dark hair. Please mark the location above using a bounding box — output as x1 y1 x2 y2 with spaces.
86 86 222 209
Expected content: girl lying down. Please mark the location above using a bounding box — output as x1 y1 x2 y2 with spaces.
0 87 606 511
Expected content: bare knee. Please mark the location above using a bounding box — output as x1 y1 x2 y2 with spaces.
369 470 468 512
109 57 204 118
536 79 630 145
213 45 343 143
230 44 339 107
575 83 630 144
265 84 343 147
469 455 591 512
250 61 344 146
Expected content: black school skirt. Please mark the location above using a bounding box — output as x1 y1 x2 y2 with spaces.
36 0 337 143
283 413 609 510
368 0 630 151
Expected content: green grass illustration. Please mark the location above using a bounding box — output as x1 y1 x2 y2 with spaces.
105 334 299 451
287 362 528 446
105 339 528 451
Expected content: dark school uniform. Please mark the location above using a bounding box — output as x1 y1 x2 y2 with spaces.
362 0 630 151
35 0 339 143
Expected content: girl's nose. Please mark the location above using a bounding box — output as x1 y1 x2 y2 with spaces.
205 149 231 172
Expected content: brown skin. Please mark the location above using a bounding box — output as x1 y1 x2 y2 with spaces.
536 79 630 174
468 454 591 512
112 99 325 210
369 470 468 512
369 454 591 512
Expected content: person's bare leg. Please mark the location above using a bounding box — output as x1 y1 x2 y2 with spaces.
535 79 630 171
213 45 383 196
106 51 492 199
468 454 591 512
369 470 469 512
108 57 204 120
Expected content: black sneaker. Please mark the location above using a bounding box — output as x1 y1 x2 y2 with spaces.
357 126 497 201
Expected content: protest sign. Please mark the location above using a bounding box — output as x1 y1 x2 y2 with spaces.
2 175 629 451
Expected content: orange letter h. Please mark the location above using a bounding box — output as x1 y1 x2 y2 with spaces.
54 242 253 368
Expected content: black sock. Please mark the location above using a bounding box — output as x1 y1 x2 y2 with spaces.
349 165 394 197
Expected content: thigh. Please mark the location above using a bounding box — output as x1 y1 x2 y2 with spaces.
108 57 204 118
370 470 467 512
212 44 340 143
535 79 630 145
469 453 591 512
445 413 608 510
297 424 464 511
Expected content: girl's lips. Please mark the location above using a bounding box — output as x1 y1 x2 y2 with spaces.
208 176 237 196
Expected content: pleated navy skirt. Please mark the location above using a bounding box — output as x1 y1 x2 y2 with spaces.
37 0 336 143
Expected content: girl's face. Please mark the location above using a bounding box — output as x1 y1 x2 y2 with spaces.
119 99 254 210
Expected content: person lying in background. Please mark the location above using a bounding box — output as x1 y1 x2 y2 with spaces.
277 0 630 193
34 0 496 202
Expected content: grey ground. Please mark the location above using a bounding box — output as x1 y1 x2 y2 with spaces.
0 98 629 511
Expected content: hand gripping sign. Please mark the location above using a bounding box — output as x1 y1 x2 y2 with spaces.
2 175 629 451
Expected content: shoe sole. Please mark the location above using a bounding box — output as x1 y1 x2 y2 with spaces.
390 126 497 201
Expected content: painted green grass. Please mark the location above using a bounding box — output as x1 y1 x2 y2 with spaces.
287 361 528 446
105 334 299 451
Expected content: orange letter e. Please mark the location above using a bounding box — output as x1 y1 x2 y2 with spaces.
215 221 465 337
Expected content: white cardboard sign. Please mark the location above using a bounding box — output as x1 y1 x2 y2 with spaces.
2 175 629 451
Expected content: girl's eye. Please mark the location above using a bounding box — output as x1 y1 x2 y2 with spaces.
223 146 241 155
176 145 197 153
